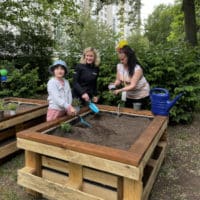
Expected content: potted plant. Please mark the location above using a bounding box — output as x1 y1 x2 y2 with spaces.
0 100 5 120
7 103 18 116
72 98 81 113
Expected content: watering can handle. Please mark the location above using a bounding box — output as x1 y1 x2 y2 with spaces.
150 88 169 95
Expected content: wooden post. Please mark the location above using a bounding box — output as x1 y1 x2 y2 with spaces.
117 177 123 200
160 129 167 142
25 150 42 197
123 178 143 200
68 162 83 190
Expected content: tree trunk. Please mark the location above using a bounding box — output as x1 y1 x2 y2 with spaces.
182 0 198 46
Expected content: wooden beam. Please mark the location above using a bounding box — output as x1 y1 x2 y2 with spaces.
4 97 47 105
68 163 83 189
0 127 15 141
142 141 167 200
25 151 42 197
42 169 117 200
18 168 105 200
130 116 168 169
17 130 140 166
0 107 47 130
123 178 143 200
17 138 140 180
0 140 18 159
97 104 153 118
42 156 118 188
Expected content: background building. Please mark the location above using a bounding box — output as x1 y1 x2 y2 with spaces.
75 0 133 38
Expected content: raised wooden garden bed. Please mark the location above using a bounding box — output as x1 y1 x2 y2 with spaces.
0 97 48 159
17 105 168 200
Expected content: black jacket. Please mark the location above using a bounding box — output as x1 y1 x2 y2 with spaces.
72 63 99 99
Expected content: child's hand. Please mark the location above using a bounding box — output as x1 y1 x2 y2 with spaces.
82 93 90 102
67 105 76 116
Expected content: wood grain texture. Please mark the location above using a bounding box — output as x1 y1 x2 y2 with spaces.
17 138 140 180
0 140 18 159
18 168 105 200
42 156 118 188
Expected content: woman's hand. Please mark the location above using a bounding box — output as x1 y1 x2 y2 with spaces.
92 96 99 103
113 89 121 95
67 105 77 116
82 93 90 102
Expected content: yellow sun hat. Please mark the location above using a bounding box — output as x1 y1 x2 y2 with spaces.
116 40 128 50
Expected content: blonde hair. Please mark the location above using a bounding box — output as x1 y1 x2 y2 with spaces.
80 47 100 67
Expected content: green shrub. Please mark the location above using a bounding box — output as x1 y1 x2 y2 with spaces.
138 43 200 124
0 64 42 98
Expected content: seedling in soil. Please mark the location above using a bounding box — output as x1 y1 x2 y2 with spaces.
60 122 72 133
0 100 5 110
72 98 81 107
6 103 18 110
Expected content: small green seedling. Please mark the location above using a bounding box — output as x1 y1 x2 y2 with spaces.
7 103 18 110
60 122 72 133
0 100 5 110
72 98 81 107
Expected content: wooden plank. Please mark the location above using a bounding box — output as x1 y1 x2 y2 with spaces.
123 178 143 200
97 105 153 118
68 163 83 189
0 107 47 130
18 168 105 200
117 177 123 200
0 127 15 141
42 156 69 173
18 107 90 133
138 124 167 172
17 138 140 180
25 150 42 197
4 97 47 105
130 116 168 169
0 140 18 159
42 156 118 188
42 169 117 200
83 167 118 188
25 151 41 176
142 141 167 200
17 131 140 166
82 182 117 200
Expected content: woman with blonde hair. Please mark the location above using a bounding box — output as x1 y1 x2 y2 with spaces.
72 47 100 104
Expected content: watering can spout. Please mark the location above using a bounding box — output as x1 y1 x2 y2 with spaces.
166 93 183 112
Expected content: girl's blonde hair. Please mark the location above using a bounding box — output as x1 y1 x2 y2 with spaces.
80 47 100 67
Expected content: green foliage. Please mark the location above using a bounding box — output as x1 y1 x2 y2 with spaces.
127 33 149 55
0 64 41 98
60 122 72 133
0 100 5 110
139 42 200 124
72 98 81 107
6 103 18 111
144 4 175 45
0 0 78 82
167 3 184 43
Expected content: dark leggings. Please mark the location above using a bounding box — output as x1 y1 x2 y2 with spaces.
125 96 150 109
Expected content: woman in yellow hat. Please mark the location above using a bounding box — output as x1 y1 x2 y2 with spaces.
109 43 150 109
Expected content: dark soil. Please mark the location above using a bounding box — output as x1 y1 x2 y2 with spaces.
47 113 152 150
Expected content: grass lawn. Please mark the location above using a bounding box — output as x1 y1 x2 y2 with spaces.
0 113 199 200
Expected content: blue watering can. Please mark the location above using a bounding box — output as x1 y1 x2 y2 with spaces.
150 88 183 116
88 101 99 114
